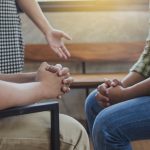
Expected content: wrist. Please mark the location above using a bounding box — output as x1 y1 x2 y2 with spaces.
44 26 54 37
31 72 37 82
123 86 136 100
39 81 50 99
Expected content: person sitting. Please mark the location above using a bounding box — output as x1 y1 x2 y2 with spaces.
0 62 90 150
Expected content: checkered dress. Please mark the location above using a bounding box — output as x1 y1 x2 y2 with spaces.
0 0 24 73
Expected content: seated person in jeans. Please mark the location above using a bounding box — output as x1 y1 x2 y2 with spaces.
85 34 150 149
0 62 90 150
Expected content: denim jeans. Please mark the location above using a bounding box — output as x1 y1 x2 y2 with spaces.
85 89 150 150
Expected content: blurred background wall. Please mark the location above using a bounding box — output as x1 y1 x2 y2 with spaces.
22 11 149 43
20 9 149 121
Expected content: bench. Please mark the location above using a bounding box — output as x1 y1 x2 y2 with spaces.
25 42 144 89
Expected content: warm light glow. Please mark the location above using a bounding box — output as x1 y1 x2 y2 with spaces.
37 0 147 12
38 0 95 1
37 0 91 2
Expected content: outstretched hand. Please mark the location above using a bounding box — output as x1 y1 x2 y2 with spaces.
45 29 72 60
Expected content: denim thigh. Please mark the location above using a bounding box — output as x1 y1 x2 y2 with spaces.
93 96 150 142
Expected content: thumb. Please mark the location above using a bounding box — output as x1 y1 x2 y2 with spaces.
62 32 72 40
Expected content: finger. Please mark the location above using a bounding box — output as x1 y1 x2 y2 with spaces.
100 85 108 96
98 101 110 108
97 84 108 96
45 65 50 71
63 72 70 79
63 77 74 85
97 83 106 91
46 65 58 73
57 95 62 99
40 62 49 71
53 64 63 75
53 47 63 58
61 44 71 58
62 32 72 40
111 79 119 87
58 48 68 60
104 78 112 87
61 86 69 93
95 92 110 103
58 67 70 76
111 79 121 87
59 72 70 79
64 87 71 93
55 64 63 70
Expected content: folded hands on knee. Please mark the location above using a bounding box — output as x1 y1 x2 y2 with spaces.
96 78 128 107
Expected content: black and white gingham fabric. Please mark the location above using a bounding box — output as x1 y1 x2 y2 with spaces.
0 0 24 73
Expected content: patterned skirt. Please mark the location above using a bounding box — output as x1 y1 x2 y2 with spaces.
0 0 24 73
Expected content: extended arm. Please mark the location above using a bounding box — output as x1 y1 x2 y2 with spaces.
0 62 73 110
16 0 52 35
124 76 150 98
0 80 43 110
0 72 36 83
16 0 71 59
121 71 145 88
97 42 150 106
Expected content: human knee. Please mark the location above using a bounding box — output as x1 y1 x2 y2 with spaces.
59 114 89 149
92 107 126 144
92 108 115 140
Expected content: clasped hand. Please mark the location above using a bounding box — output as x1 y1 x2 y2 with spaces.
36 62 73 99
96 78 126 107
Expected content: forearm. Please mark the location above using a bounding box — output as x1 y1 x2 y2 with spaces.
16 0 53 35
0 80 44 110
0 72 36 83
121 71 145 88
124 77 150 100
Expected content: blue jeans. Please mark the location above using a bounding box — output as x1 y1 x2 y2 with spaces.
85 89 150 150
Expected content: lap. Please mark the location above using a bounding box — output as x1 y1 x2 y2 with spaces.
95 96 150 141
0 112 84 150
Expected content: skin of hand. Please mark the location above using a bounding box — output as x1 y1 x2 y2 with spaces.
106 86 127 105
36 62 73 99
96 78 123 107
36 62 64 99
46 64 74 98
96 73 149 107
45 29 72 60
